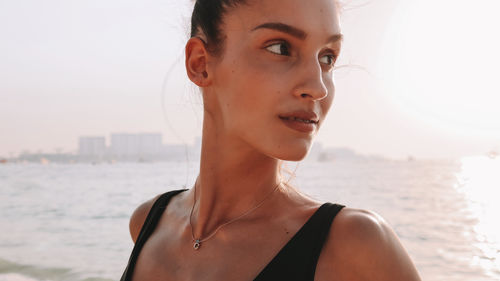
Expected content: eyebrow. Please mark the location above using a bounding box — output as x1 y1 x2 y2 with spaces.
251 22 343 44
252 22 307 40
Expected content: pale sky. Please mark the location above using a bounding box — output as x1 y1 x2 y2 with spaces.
1 0 499 159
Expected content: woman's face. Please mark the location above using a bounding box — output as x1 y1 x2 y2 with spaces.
206 0 342 161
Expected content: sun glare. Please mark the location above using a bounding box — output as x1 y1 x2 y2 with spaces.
456 156 500 276
379 0 500 138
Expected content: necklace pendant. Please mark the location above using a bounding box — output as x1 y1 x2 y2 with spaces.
193 239 201 250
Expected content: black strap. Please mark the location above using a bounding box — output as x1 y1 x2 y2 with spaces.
120 189 188 281
121 193 344 281
254 203 345 281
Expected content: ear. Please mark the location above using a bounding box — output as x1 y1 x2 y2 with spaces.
185 37 212 87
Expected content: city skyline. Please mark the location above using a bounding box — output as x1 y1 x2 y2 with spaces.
2 128 498 160
6 132 369 164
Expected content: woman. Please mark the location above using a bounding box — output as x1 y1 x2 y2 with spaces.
121 0 422 280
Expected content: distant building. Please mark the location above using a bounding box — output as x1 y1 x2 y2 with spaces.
79 137 106 156
318 147 358 161
110 133 162 158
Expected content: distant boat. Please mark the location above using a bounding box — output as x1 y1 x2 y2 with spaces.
0 159 7 164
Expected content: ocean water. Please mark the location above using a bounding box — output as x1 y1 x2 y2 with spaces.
1 157 499 281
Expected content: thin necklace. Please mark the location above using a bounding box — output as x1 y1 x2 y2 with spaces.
189 179 282 250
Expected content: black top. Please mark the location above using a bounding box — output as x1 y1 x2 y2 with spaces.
121 189 345 281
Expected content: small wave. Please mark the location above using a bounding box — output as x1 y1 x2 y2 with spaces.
0 259 113 281
0 273 40 281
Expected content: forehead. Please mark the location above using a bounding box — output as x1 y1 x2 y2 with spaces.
224 0 341 37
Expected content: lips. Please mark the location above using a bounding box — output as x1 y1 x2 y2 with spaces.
278 110 319 124
279 116 317 124
278 110 319 134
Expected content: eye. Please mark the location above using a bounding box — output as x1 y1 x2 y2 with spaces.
265 42 291 56
319 54 337 66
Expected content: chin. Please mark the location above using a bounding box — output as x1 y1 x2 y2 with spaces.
281 153 308 162
269 143 311 162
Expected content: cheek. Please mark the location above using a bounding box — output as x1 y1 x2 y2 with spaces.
214 55 283 129
225 51 286 107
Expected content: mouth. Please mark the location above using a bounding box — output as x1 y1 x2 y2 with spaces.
278 109 320 125
278 116 318 124
278 110 320 134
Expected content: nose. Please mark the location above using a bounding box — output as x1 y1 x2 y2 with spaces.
293 57 329 100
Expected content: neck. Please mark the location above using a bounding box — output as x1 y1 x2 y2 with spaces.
190 112 283 240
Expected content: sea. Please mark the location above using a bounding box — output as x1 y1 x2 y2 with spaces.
1 156 499 281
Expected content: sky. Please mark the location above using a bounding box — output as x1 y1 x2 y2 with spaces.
1 0 499 159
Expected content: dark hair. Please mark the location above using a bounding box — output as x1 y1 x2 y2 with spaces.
190 0 248 57
190 0 343 57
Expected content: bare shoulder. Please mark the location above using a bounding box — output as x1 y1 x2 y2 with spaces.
315 207 422 281
128 194 163 243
